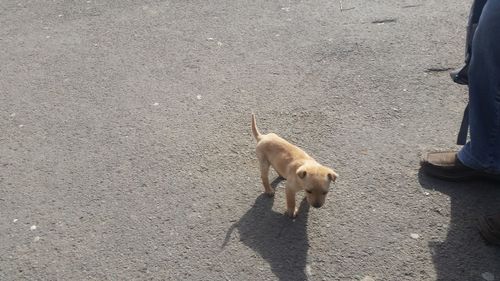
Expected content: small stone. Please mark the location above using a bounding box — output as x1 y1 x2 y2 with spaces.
13 219 18 223
34 236 40 242
305 264 312 276
410 233 420 239
361 276 375 281
207 37 214 41
217 41 223 46
196 95 202 100
281 7 290 11
10 113 16 117
482 272 495 281
46 35 51 39
30 225 37 230
58 14 63 17
424 192 430 196
153 102 159 106
19 124 24 128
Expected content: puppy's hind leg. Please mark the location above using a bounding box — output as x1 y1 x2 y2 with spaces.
258 157 274 197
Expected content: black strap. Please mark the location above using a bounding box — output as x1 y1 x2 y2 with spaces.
457 104 469 145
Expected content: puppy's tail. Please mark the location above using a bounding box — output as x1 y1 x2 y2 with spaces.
251 114 262 142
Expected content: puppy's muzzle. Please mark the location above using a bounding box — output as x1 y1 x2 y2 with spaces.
312 202 322 208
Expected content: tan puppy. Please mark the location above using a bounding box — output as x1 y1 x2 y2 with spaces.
251 114 338 218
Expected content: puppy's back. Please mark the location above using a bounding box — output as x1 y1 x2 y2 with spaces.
257 133 313 164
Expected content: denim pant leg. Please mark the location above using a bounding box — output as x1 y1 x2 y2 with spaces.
458 0 500 173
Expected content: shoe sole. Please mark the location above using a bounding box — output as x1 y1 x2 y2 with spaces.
421 162 500 182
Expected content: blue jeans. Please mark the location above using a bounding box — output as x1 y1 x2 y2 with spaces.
458 0 500 173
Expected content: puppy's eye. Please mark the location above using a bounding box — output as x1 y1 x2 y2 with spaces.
322 191 328 195
306 190 312 194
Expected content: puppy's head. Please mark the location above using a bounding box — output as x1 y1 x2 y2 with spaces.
297 164 338 208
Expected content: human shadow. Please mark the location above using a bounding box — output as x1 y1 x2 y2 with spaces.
418 170 500 280
223 177 310 281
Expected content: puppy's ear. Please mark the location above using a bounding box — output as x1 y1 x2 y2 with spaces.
327 169 339 181
297 167 307 179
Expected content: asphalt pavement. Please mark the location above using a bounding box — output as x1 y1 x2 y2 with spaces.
1 0 500 280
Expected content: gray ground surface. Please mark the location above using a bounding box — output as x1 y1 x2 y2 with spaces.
1 0 499 280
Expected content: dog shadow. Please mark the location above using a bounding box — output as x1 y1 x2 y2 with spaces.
223 177 310 281
418 170 500 280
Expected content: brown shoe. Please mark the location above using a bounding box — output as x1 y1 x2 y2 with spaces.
420 151 500 181
479 213 500 246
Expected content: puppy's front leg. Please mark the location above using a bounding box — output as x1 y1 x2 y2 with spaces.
285 184 298 218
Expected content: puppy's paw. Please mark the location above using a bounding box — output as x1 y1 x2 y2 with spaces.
286 208 298 218
264 190 275 197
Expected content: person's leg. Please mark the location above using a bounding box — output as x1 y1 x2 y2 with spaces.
458 0 500 173
420 0 500 181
